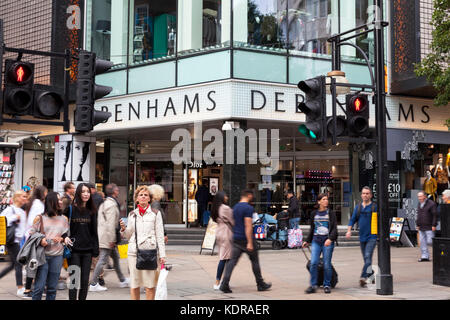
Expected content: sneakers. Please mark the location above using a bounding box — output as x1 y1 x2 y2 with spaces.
119 278 130 288
324 286 331 294
305 286 318 294
257 282 272 292
418 258 430 262
213 283 221 290
16 287 25 297
89 283 108 292
219 284 232 293
360 277 367 287
98 277 106 286
21 291 32 299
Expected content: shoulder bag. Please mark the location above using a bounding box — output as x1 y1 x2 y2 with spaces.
6 207 18 245
135 210 158 270
63 205 72 259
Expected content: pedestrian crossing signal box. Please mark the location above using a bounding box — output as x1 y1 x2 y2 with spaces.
0 216 6 255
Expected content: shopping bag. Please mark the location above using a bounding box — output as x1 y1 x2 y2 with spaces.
253 224 267 239
117 243 128 259
288 227 303 248
155 266 169 300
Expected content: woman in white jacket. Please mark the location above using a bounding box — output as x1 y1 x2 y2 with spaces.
22 185 47 298
120 185 166 300
0 190 29 296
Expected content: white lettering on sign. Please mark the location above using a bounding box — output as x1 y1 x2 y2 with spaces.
67 5 81 30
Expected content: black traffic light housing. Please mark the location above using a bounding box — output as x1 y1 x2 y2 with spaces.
297 76 327 144
75 50 113 133
32 85 64 119
346 93 370 137
3 59 34 116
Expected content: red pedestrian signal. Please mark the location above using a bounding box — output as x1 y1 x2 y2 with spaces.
346 94 370 137
7 61 33 84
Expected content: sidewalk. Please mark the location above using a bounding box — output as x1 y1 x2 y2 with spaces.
0 246 449 300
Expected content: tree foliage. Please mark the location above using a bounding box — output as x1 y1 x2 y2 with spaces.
414 0 450 129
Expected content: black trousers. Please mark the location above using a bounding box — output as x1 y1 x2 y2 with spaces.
221 239 264 287
68 251 92 300
0 243 23 286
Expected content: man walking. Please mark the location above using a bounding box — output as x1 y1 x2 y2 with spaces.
89 184 129 291
220 189 271 293
61 182 75 212
88 183 104 210
285 190 300 229
346 186 377 287
416 191 437 262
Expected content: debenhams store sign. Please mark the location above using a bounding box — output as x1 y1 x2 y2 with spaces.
93 79 449 133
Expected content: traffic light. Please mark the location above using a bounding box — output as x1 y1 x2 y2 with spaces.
297 76 327 143
2 59 34 116
32 85 64 119
346 93 370 137
326 115 347 139
75 50 113 133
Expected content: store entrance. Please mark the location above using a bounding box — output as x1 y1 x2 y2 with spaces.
135 158 222 226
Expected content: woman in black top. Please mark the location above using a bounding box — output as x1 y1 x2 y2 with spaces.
302 193 338 294
64 183 99 300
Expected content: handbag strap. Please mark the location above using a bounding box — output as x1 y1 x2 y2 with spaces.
134 206 158 251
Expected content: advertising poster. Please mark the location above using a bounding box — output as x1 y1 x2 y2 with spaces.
200 218 218 255
209 177 218 196
389 217 405 242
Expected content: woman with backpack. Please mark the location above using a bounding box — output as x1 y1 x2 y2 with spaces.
210 191 234 290
302 193 338 294
29 192 70 300
0 190 28 296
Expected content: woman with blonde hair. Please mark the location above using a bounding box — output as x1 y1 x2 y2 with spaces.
0 190 29 296
149 184 168 244
120 185 166 300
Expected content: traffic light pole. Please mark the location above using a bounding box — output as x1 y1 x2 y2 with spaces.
327 1 393 295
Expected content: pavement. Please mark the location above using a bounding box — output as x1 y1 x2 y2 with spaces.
0 245 449 300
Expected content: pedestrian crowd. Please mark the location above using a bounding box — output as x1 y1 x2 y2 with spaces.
0 182 167 300
1 182 449 299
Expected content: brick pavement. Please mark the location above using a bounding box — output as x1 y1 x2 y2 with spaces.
0 246 449 300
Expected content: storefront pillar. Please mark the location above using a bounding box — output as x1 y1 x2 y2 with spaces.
223 120 247 207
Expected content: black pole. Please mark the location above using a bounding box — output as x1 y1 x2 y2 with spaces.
374 0 393 295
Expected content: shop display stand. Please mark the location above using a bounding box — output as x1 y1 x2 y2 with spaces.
0 163 14 210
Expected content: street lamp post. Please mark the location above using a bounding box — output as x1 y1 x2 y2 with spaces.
326 0 393 295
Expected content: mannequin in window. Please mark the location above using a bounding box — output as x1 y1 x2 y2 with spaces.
423 170 437 201
434 154 450 194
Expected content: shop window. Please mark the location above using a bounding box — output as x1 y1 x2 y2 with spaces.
86 0 128 67
286 0 338 57
129 0 177 65
177 0 231 56
233 0 287 52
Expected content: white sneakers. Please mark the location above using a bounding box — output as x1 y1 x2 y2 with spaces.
16 287 25 296
213 283 221 290
119 278 130 288
89 283 108 292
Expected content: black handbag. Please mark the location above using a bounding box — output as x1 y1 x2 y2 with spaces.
6 207 18 245
134 213 158 270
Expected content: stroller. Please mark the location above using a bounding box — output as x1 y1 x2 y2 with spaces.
253 212 289 250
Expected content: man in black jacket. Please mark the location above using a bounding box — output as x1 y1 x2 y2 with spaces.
416 191 437 262
285 190 301 229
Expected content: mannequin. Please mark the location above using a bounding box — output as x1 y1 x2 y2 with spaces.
434 154 450 194
423 170 437 201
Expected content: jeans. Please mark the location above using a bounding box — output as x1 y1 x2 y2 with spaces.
419 230 434 259
289 217 300 229
91 247 125 285
360 238 377 279
216 259 228 281
0 243 23 286
221 239 264 287
68 251 92 300
32 255 63 300
310 240 335 287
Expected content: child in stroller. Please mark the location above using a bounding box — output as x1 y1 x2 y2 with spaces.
253 211 289 250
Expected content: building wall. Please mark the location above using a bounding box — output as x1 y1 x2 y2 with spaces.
0 0 53 85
